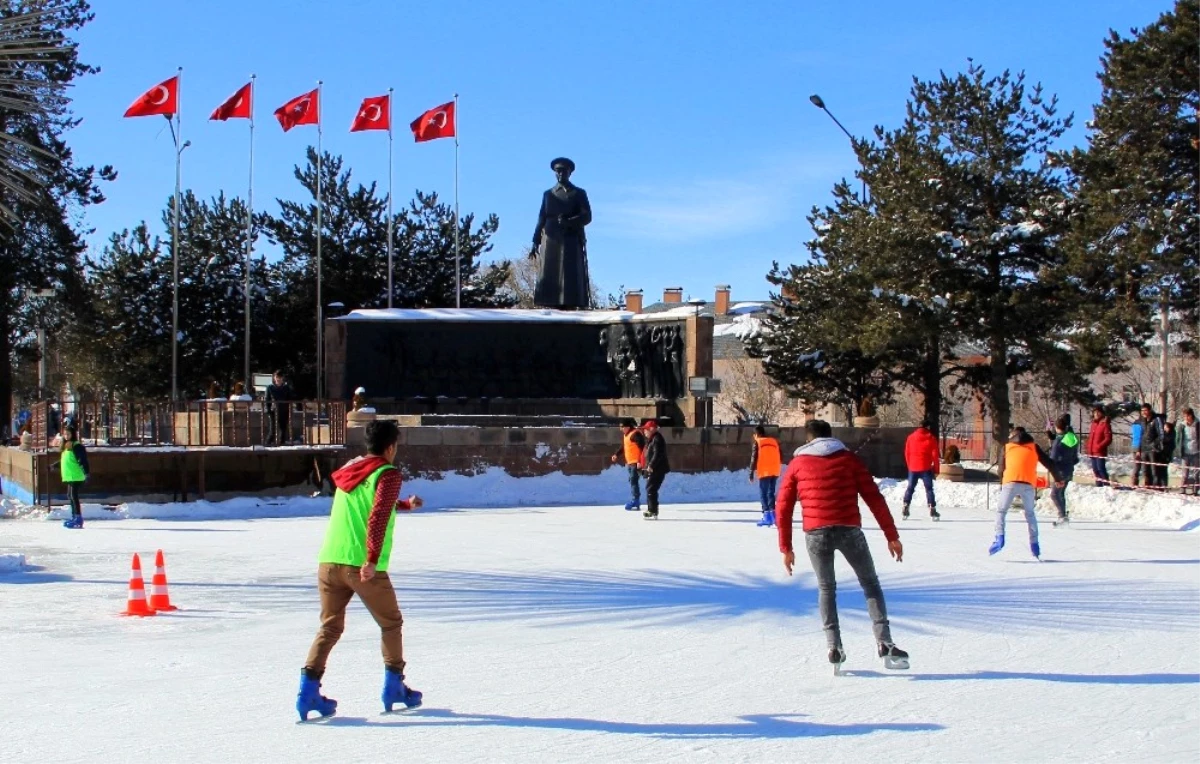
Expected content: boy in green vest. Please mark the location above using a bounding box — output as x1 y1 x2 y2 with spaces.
57 426 89 529
297 420 424 721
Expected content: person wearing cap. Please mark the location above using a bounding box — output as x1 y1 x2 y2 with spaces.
530 157 592 310
610 418 647 511
639 418 670 519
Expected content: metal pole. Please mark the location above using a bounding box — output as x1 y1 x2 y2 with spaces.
245 74 255 388
171 66 183 403
387 87 394 309
453 92 461 309
1159 290 1170 414
316 80 324 401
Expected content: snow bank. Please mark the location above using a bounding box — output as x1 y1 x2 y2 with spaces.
0 553 25 573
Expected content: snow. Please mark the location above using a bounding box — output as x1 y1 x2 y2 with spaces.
0 553 24 573
728 302 768 315
2 469 1199 763
713 313 764 340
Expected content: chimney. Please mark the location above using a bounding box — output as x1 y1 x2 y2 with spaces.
663 287 683 304
624 289 643 313
715 284 731 316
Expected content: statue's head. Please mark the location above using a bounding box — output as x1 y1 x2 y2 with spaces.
551 156 575 184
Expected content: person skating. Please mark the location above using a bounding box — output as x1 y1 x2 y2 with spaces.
1086 405 1113 487
56 426 89 529
639 418 669 519
1177 408 1200 496
298 420 424 721
1049 415 1079 524
990 427 1065 558
775 419 908 674
610 418 647 511
749 425 782 527
901 419 940 520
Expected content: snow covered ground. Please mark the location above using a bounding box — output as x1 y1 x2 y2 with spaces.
2 468 1199 763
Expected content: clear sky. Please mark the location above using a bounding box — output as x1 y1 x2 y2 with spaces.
65 0 1168 306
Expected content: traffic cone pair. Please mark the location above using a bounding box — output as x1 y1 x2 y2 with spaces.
121 550 178 616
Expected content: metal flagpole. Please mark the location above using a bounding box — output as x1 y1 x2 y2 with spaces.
453 92 460 309
171 66 183 403
316 80 324 401
387 87 394 309
244 74 255 388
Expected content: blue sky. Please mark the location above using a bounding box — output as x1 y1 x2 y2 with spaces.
66 0 1167 306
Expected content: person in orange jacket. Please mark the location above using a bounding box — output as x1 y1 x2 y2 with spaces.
902 419 941 520
749 425 783 527
990 426 1065 559
610 418 647 511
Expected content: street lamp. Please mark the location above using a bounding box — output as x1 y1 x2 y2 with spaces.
171 139 192 404
809 93 868 203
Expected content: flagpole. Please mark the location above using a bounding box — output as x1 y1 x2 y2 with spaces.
453 92 460 309
171 66 183 403
387 87 394 309
316 80 324 402
244 74 255 389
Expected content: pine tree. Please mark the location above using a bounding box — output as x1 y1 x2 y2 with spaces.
0 1 113 436
1063 0 1199 412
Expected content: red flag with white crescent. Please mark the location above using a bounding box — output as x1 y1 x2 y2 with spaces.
409 100 455 142
350 94 390 132
274 88 320 132
211 82 253 121
124 76 179 118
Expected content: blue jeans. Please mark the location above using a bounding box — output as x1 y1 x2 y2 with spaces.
626 465 642 505
1090 456 1109 486
902 471 936 508
758 476 778 514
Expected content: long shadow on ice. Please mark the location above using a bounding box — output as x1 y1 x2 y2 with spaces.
318 709 943 739
843 669 1199 685
401 569 1200 634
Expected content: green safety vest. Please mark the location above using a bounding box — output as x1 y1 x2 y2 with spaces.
318 464 399 572
61 443 86 483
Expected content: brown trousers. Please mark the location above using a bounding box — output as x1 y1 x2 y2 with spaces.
304 563 406 675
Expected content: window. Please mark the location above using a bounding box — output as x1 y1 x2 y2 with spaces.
1013 382 1031 410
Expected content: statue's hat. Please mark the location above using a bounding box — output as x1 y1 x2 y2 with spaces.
550 157 575 172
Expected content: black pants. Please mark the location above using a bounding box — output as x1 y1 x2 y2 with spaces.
267 406 289 445
66 482 82 517
645 471 666 515
1133 457 1155 487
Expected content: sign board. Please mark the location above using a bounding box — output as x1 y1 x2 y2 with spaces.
688 377 722 398
252 373 274 396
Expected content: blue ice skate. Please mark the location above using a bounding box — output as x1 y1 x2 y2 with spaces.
1031 541 1041 559
296 671 337 721
756 509 775 527
624 500 640 511
988 535 1005 556
382 669 422 713
62 516 83 529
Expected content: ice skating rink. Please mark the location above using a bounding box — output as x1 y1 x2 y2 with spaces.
2 495 1198 763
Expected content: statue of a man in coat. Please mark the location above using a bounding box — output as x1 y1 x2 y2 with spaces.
531 157 592 309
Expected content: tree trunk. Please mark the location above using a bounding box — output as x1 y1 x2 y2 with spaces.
922 334 942 437
0 306 11 439
989 339 1010 466
1159 290 1170 415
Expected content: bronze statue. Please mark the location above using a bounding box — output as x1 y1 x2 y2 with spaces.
531 157 592 309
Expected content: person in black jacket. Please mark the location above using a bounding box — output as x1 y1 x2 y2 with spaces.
266 370 293 446
639 418 670 520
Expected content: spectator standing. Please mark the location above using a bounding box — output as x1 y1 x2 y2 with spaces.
1177 408 1200 495
266 370 293 446
1086 406 1113 487
1133 404 1164 489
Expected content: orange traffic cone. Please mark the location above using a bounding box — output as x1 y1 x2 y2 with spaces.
148 549 178 612
121 553 156 617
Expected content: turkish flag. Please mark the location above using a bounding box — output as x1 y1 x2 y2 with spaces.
350 94 390 132
211 83 252 121
410 100 455 142
124 76 179 118
275 88 319 132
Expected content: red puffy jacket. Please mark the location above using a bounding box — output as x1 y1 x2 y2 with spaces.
1086 418 1112 457
904 427 940 473
776 438 899 553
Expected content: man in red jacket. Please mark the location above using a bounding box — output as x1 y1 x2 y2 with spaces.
902 419 941 520
1086 405 1113 487
776 419 908 673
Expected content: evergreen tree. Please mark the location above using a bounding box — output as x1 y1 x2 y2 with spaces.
1062 0 1199 412
0 1 112 435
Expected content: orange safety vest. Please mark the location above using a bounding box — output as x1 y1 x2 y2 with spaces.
1002 442 1040 485
754 436 782 478
623 430 644 465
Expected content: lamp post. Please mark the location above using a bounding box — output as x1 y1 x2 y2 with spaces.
809 94 868 204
